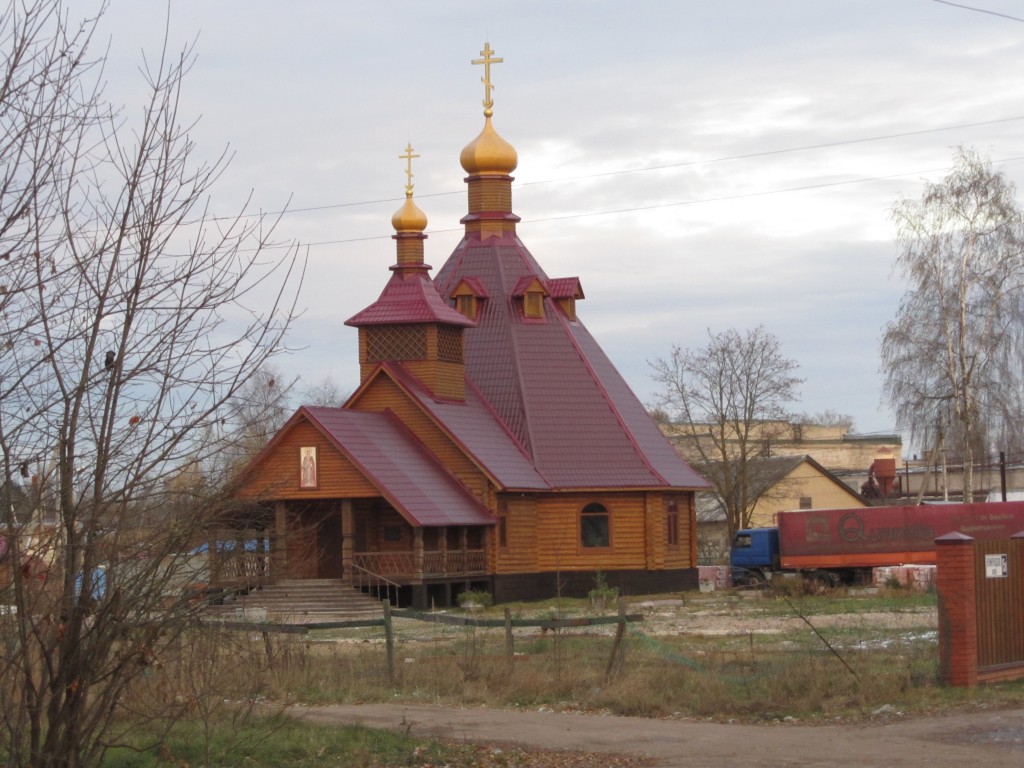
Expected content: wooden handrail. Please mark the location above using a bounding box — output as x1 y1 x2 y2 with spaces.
349 561 401 606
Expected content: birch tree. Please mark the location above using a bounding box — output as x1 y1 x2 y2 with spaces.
881 148 1024 501
0 2 302 765
652 326 802 538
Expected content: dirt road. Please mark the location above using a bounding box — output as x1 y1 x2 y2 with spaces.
298 702 1024 768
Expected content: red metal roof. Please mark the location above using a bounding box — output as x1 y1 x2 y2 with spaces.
375 364 550 490
345 268 474 327
547 277 584 299
510 275 546 297
301 406 495 527
435 232 708 491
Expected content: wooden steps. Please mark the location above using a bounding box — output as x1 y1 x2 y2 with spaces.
205 578 384 623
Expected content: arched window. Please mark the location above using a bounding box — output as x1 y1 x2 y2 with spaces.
580 503 610 548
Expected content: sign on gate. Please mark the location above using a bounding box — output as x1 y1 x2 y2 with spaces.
984 553 1008 578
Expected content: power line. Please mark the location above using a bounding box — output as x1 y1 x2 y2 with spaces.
265 155 1024 250
932 0 1024 23
517 116 1024 186
208 115 1024 222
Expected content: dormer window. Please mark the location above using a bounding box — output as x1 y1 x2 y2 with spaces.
557 297 575 320
547 277 584 321
524 290 544 318
451 277 489 321
512 276 548 321
456 294 477 318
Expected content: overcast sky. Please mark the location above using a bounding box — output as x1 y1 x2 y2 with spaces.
96 0 1024 437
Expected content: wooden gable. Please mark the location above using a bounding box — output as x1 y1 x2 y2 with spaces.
511 275 548 319
451 276 489 321
236 417 378 500
547 277 584 320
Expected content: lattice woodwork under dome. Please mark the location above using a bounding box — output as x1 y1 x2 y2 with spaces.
437 326 463 363
366 325 426 362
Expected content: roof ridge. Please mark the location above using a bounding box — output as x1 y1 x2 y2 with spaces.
464 376 555 487
494 248 539 463
366 363 551 491
377 363 509 488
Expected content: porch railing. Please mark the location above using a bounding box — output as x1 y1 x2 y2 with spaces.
210 552 269 590
352 549 486 581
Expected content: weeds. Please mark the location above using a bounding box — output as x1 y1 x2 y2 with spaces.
90 589 1024 764
72 589 1024 767
102 719 455 768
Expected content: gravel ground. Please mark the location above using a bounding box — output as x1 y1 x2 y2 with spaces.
299 701 1024 768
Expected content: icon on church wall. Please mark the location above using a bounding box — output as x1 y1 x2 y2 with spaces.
299 446 318 488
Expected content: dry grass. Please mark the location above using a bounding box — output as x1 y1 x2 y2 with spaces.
221 588 1024 723
106 588 1024 733
71 588 1024 767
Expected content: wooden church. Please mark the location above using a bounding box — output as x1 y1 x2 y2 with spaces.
233 45 708 608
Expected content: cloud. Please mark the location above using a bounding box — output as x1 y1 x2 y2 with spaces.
92 0 1024 437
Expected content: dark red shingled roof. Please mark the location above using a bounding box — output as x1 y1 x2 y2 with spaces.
345 268 474 327
372 363 550 490
435 232 708 491
511 274 546 297
546 277 584 299
299 406 495 527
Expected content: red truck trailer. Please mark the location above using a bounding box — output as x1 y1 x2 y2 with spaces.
731 501 1024 586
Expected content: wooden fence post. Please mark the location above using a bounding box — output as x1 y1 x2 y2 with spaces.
605 598 627 681
262 630 274 670
383 600 395 683
504 606 514 675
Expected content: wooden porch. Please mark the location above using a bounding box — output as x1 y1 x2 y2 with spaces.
204 498 492 608
208 546 488 589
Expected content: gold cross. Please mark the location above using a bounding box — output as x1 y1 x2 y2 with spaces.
399 143 419 197
471 42 502 116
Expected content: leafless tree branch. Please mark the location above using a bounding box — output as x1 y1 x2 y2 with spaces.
0 3 303 765
651 326 803 537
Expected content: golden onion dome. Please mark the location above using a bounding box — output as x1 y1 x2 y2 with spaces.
460 116 518 176
391 193 428 233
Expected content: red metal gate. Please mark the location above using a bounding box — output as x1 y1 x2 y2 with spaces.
973 538 1024 670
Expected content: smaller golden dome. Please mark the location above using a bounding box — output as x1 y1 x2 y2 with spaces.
460 116 518 176
391 194 428 233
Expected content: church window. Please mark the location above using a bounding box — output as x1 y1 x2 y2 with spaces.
497 499 510 550
665 497 680 548
580 502 610 548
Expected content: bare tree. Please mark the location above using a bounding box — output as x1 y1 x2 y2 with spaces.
0 3 302 766
299 375 348 408
651 326 803 537
220 364 296 464
881 148 1024 502
794 410 855 430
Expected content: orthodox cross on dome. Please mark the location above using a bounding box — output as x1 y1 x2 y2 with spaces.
471 42 502 117
399 142 420 197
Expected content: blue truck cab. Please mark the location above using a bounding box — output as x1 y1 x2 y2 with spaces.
730 527 779 585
